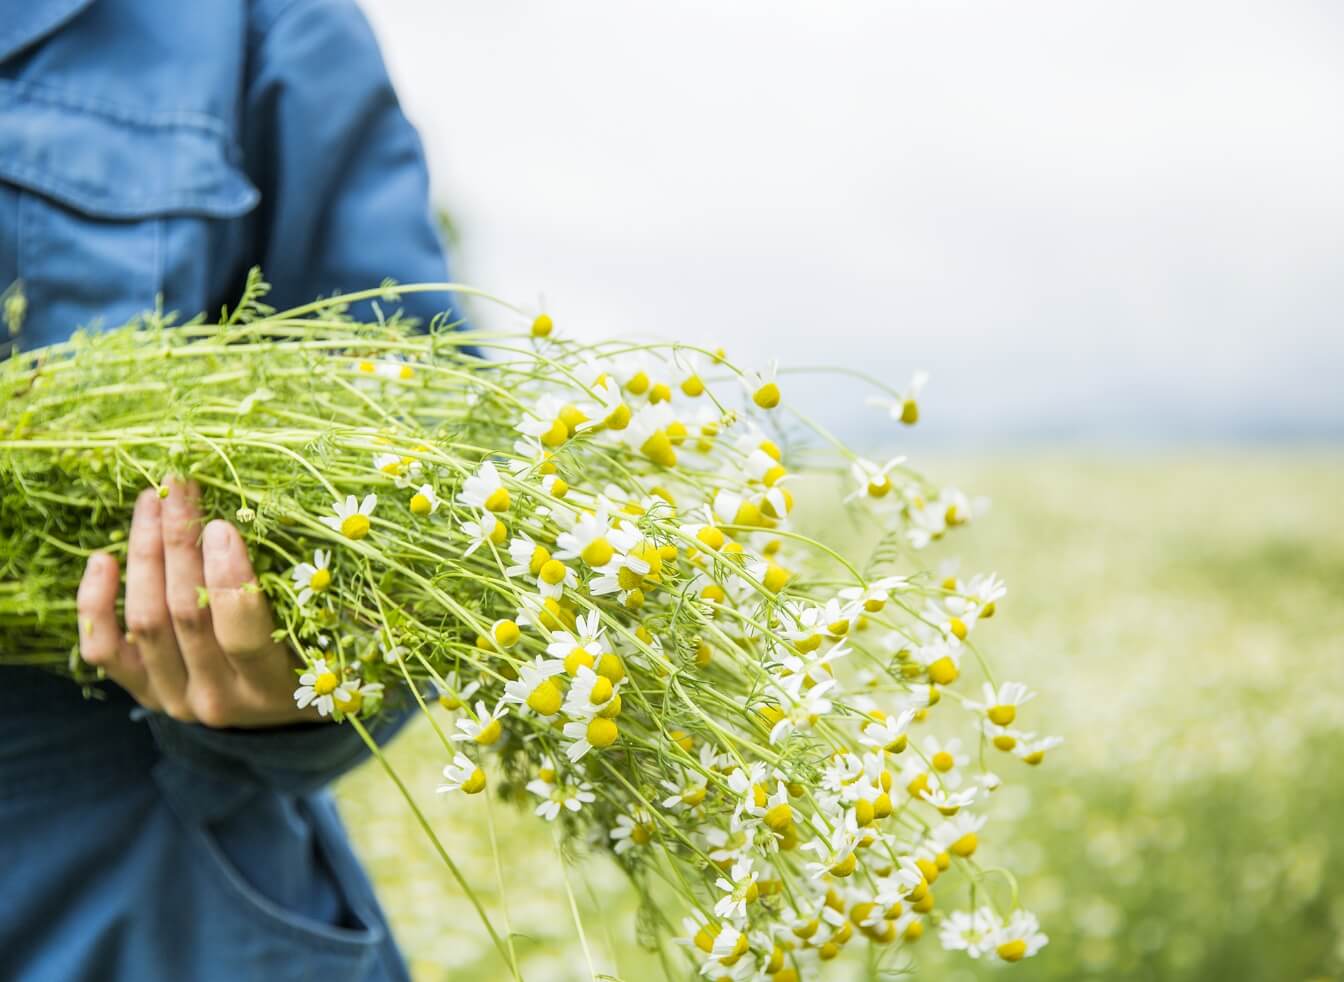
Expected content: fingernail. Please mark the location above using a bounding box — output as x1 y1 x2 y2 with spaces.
203 520 232 552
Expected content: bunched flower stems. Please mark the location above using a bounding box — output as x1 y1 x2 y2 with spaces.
0 275 1058 979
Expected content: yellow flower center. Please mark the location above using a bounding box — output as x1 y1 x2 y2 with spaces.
484 487 510 512
531 313 553 337
988 704 1015 726
753 382 781 409
696 526 726 551
604 402 632 430
540 417 569 448
586 716 619 749
900 398 919 424
763 802 793 832
461 768 487 794
762 562 792 593
867 476 892 497
474 718 502 745
631 823 653 845
829 853 857 877
931 751 955 772
597 653 626 683
340 513 370 539
625 370 650 395
559 404 588 431
948 616 968 640
313 671 339 696
563 647 595 676
540 559 568 585
309 568 331 593
409 493 433 516
640 430 677 468
951 832 978 857
589 676 614 705
333 689 361 714
489 520 508 546
649 382 672 404
493 619 521 647
681 375 704 397
996 939 1027 962
529 545 551 575
580 537 614 567
927 656 958 686
527 679 564 716
548 478 570 498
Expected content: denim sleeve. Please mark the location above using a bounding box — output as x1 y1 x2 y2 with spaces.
241 0 463 329
143 700 416 797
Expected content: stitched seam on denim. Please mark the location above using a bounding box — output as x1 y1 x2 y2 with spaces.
0 77 231 139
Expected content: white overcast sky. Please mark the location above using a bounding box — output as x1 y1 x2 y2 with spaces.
362 0 1343 447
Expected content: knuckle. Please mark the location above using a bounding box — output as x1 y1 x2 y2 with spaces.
168 600 210 632
161 519 200 551
161 699 195 724
125 611 167 639
189 688 235 729
128 534 161 563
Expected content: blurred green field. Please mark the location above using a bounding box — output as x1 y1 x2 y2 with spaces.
336 452 1344 982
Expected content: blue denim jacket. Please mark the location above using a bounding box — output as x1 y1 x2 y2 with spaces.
1 2 454 979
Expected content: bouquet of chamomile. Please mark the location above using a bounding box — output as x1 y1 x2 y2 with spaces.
0 273 1058 980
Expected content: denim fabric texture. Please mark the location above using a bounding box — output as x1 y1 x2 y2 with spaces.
1 2 457 978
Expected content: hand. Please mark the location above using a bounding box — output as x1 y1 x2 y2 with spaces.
77 479 320 728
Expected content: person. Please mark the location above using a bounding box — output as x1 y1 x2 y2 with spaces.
0 2 458 979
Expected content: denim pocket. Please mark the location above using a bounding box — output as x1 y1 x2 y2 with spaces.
151 758 394 981
0 78 258 348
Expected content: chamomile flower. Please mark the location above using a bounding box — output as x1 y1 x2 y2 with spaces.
293 658 351 718
922 735 970 780
408 484 440 517
562 665 622 719
610 808 656 854
965 681 1036 727
866 370 927 425
938 906 995 958
661 774 710 813
290 549 332 606
451 699 507 745
433 671 481 711
320 493 377 540
1014 733 1063 765
460 460 511 512
919 784 977 815
502 656 567 717
932 812 987 858
713 858 760 921
561 715 620 761
858 707 916 753
515 395 571 448
742 362 781 410
460 509 506 556
546 611 609 674
846 456 908 501
528 775 595 821
554 505 631 568
438 753 487 795
838 574 910 613
990 909 1049 961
